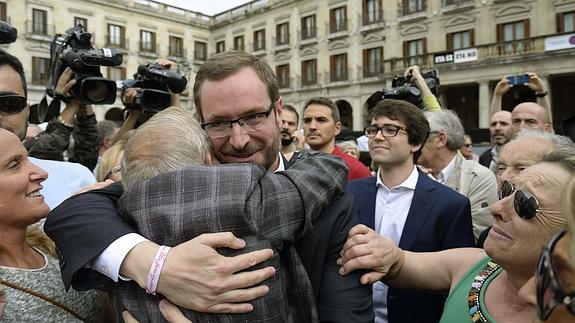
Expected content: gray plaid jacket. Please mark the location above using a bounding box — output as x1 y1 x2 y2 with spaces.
112 151 348 322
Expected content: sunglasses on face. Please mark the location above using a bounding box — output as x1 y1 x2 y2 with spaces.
536 230 575 320
499 180 541 220
0 94 27 114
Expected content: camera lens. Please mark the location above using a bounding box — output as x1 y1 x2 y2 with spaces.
78 77 117 104
86 81 108 102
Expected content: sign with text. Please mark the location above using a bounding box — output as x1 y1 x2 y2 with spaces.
545 34 575 52
434 48 478 64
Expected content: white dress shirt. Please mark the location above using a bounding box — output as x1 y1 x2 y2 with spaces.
429 154 457 184
373 166 419 323
91 153 286 281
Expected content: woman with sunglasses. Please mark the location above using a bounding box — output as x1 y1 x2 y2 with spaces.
0 128 107 321
518 176 575 322
339 148 575 323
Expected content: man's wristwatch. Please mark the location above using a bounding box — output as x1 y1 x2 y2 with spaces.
535 90 548 98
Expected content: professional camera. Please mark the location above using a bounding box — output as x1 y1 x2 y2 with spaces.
46 24 122 104
121 62 187 113
0 20 17 44
366 69 440 110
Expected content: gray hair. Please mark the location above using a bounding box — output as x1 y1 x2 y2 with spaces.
516 129 575 150
424 110 465 151
121 106 212 190
97 120 119 144
541 147 575 174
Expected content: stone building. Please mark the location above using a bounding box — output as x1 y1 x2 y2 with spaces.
2 0 574 137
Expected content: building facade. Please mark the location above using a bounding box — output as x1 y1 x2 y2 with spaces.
2 0 574 137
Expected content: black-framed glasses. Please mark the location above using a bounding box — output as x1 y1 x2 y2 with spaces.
536 230 575 320
500 180 541 220
364 124 408 138
463 144 473 148
0 94 27 114
201 102 276 138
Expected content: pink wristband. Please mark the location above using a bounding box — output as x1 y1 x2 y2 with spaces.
146 246 171 295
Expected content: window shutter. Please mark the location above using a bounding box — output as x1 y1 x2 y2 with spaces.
496 23 503 43
446 33 453 50
470 29 475 47
524 19 530 38
557 13 564 33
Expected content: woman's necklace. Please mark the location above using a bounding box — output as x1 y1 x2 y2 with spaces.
468 260 500 323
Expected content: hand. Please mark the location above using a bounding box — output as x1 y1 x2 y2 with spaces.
123 232 276 313
73 179 114 195
122 87 139 106
292 130 306 150
525 72 546 93
337 224 404 285
0 288 6 320
122 299 193 323
154 58 177 71
55 67 77 99
404 65 422 80
493 77 511 96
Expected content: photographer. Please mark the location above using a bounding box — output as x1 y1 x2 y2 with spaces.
490 72 553 133
28 67 99 170
404 65 441 112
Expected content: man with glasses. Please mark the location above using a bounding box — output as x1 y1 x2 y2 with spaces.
344 99 474 323
303 96 371 181
45 51 373 322
0 49 95 209
418 109 498 240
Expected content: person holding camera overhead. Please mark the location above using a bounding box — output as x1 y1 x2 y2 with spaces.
490 72 554 136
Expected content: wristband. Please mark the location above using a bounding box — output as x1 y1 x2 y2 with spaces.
146 246 171 295
535 90 548 98
57 116 74 128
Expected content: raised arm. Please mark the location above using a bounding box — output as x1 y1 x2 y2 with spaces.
490 77 511 116
338 224 485 292
526 72 554 132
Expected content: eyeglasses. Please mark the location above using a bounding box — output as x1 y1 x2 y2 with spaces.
105 165 121 180
201 102 276 139
364 124 408 138
0 94 27 114
536 230 575 320
463 144 473 148
500 180 541 220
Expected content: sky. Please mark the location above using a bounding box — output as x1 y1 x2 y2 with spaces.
155 0 253 16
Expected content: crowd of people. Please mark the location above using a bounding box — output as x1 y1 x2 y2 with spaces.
0 41 574 323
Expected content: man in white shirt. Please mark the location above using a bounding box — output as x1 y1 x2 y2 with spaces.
418 110 498 240
345 99 475 323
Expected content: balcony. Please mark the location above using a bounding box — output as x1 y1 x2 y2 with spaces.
380 35 569 76
441 0 475 14
299 27 317 46
105 36 130 52
25 21 55 42
138 42 159 58
360 9 385 34
328 20 349 40
168 47 187 61
397 1 427 24
328 68 351 84
272 36 290 52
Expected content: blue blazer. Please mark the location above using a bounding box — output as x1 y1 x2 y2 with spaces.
346 169 475 323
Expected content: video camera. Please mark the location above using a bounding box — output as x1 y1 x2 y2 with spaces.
366 69 440 110
121 62 187 113
47 24 122 104
0 20 17 44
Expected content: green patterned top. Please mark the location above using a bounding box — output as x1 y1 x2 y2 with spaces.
439 257 501 323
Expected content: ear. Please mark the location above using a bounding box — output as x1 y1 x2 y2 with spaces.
410 143 422 154
436 132 448 148
334 121 342 136
275 97 283 128
544 123 552 133
203 151 219 165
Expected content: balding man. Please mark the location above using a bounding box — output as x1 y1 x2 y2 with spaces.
511 102 552 135
497 129 575 187
479 110 513 173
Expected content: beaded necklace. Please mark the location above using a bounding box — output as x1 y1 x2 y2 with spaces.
468 260 500 323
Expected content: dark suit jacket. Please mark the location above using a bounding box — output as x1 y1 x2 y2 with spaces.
346 170 475 323
479 148 493 169
45 151 373 323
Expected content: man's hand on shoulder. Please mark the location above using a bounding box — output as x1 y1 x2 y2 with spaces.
121 232 275 313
